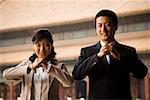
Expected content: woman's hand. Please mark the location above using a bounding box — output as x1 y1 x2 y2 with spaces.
31 58 44 69
40 60 48 70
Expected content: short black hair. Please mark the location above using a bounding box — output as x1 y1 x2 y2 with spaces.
95 9 118 29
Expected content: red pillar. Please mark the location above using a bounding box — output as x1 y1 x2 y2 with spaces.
144 74 149 100
130 75 138 100
59 84 65 100
9 81 14 100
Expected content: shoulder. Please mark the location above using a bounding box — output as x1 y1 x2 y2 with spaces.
80 42 100 57
81 43 98 51
118 43 136 52
15 60 32 68
17 59 32 66
50 60 65 69
117 43 137 56
22 59 32 64
55 62 65 67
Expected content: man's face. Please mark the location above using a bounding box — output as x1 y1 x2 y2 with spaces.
96 16 117 43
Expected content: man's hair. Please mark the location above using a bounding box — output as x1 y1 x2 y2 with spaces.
95 9 118 29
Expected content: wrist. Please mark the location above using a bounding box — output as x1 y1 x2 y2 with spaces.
46 63 52 73
29 64 34 69
110 52 121 60
97 52 105 58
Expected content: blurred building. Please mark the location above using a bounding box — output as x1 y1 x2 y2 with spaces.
0 0 150 100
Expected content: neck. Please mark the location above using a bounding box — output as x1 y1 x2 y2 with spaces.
103 39 115 44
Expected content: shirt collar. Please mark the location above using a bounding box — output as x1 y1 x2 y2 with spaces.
100 41 106 46
100 40 116 47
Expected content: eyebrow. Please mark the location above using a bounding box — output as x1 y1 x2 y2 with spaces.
97 21 111 23
97 22 111 25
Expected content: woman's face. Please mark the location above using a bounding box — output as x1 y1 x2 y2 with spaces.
33 37 52 59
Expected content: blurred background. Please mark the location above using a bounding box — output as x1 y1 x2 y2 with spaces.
0 0 150 100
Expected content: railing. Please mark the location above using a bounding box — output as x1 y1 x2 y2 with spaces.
0 73 150 100
130 74 150 100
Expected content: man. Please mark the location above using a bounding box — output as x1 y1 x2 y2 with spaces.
72 9 148 99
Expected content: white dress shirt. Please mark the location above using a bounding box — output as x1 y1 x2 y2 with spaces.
100 41 115 64
33 66 50 100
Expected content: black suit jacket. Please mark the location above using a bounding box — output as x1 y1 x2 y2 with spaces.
72 41 148 100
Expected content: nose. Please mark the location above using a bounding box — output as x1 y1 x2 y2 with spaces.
40 45 45 52
101 25 106 33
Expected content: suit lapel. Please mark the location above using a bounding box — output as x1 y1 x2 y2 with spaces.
113 41 122 53
95 41 101 53
95 42 108 64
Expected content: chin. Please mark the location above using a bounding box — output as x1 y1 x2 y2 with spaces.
102 37 109 41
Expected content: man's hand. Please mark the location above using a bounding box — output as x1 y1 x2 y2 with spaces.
97 42 120 60
109 47 120 60
97 44 110 58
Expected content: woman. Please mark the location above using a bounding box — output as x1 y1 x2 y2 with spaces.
3 29 73 100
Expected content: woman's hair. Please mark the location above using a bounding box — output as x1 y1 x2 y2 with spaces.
29 29 57 64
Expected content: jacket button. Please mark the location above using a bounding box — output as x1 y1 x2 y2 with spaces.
93 62 96 65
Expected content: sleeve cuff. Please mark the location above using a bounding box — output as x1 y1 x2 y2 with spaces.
28 64 34 70
46 63 52 73
27 64 33 74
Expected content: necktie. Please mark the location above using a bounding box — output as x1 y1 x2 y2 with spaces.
106 54 111 64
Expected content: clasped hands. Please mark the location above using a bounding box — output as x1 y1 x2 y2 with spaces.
97 42 120 60
30 58 48 70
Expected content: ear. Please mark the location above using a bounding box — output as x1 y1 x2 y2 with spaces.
96 28 99 35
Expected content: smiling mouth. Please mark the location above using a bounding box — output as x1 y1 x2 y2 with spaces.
40 53 46 55
103 32 110 35
102 34 109 36
39 53 46 56
101 32 107 34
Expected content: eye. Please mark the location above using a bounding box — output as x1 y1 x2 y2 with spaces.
45 43 50 47
35 43 40 47
105 23 111 27
97 24 102 27
46 44 49 47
